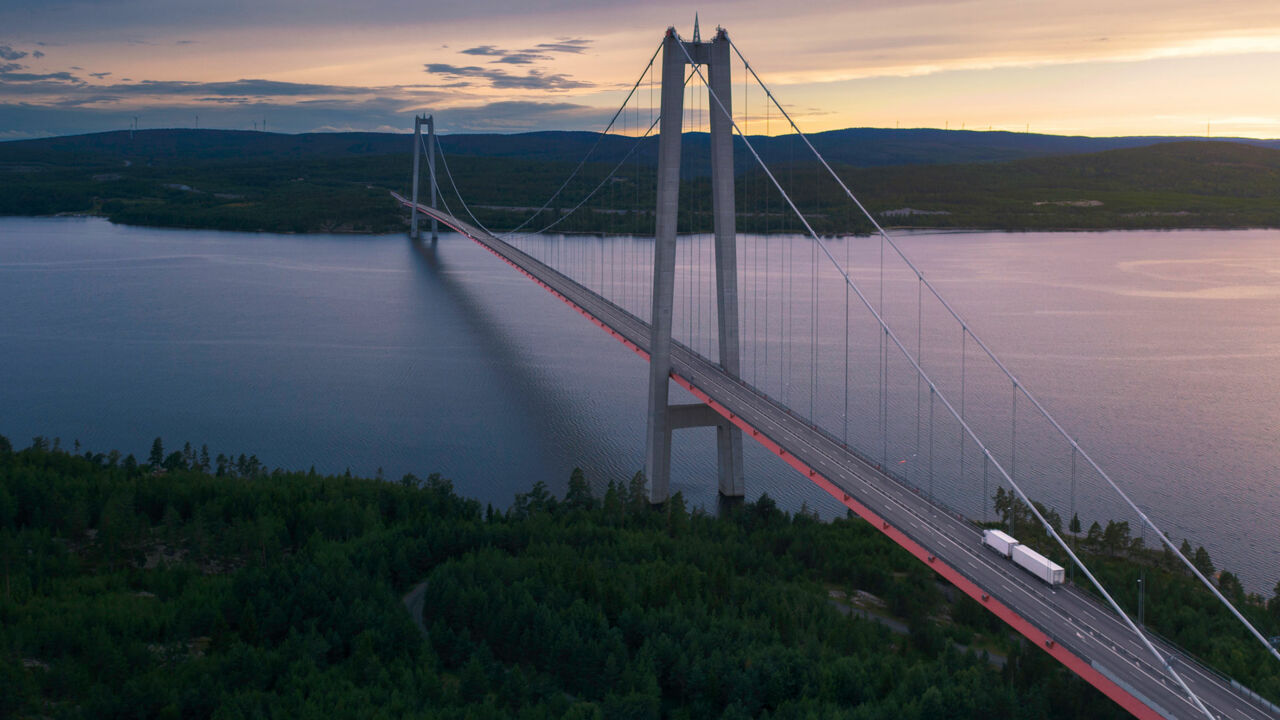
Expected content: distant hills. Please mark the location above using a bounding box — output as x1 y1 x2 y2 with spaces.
798 140 1280 232
4 126 1280 169
3 128 1280 233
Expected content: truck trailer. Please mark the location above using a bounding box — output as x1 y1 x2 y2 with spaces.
1011 544 1065 585
982 529 1018 557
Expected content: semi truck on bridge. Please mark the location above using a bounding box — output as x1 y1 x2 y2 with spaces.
983 528 1066 585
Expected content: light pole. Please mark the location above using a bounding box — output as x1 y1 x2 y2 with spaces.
1137 576 1145 625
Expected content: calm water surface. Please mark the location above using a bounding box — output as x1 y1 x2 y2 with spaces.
1 217 1277 591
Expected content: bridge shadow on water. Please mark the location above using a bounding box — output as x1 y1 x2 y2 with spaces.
407 235 796 519
406 236 644 500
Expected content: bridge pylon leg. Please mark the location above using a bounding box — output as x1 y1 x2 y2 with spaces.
427 115 438 242
709 31 744 499
645 26 744 504
644 31 685 505
410 114 439 242
410 115 422 240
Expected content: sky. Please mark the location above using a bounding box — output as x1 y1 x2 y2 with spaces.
2 0 1280 140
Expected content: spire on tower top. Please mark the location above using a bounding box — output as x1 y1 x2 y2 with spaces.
692 13 701 42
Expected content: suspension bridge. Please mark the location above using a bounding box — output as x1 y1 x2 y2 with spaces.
395 24 1279 720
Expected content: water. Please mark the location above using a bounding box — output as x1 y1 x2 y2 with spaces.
1 217 1277 592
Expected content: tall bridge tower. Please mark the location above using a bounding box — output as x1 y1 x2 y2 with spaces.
411 114 438 241
645 25 745 504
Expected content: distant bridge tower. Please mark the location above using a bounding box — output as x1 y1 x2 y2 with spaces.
646 25 744 504
411 114 438 241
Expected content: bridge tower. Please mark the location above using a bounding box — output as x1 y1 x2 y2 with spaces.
410 114 438 241
645 26 745 504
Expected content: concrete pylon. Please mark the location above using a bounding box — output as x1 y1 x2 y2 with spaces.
411 115 422 239
427 115 438 241
410 114 439 241
645 26 744 504
707 30 745 499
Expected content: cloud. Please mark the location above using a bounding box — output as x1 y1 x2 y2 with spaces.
33 50 45 58
125 78 378 97
0 70 81 83
425 63 483 74
0 92 439 138
434 100 613 132
455 38 590 66
50 94 124 107
0 90 617 139
492 53 546 65
530 39 591 54
0 45 28 61
460 45 504 57
424 63 592 90
0 67 469 137
89 71 112 79
0 73 459 113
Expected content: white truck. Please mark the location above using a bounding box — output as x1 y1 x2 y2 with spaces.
1011 544 1065 585
982 529 1018 557
982 528 1065 585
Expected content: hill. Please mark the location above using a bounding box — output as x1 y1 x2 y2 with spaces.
763 140 1280 233
4 126 1279 168
3 128 1280 233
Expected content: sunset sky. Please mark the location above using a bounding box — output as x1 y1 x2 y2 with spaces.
3 0 1279 140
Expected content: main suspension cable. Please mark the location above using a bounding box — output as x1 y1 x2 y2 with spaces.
508 68 698 241
500 41 664 237
514 112 662 239
431 133 494 237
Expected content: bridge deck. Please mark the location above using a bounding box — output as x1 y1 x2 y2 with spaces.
395 194 1277 720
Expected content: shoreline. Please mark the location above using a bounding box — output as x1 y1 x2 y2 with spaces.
8 211 1280 237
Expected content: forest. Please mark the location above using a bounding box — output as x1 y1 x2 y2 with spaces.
6 128 1280 235
1 434 1278 719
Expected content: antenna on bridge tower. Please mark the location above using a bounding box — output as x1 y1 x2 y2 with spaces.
645 22 744 506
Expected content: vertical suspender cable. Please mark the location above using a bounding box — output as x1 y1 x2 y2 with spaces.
916 277 923 484
983 454 989 524
929 387 935 511
811 173 817 422
1071 447 1078 583
879 224 886 467
1011 384 1018 536
960 327 967 510
697 78 704 356
844 235 850 444
765 100 772 396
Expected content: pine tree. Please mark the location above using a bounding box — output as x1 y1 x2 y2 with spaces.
565 468 594 512
1193 546 1215 576
627 471 649 514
